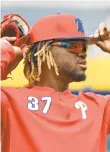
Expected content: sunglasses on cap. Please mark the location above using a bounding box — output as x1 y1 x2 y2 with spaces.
51 40 88 54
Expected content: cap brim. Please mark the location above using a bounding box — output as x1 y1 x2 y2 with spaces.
53 36 100 41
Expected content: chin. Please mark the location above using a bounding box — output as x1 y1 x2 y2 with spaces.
68 71 86 82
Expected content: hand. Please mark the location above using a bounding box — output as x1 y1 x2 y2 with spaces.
1 36 17 42
1 36 23 56
1 36 23 71
92 23 110 53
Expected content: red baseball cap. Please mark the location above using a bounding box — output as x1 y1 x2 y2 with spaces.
16 13 98 46
28 13 95 44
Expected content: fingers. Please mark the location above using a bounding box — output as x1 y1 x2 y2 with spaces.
12 46 22 52
2 36 16 42
99 22 105 36
21 45 29 58
104 23 110 33
93 23 110 39
12 46 23 58
96 41 110 53
93 29 99 38
87 39 97 45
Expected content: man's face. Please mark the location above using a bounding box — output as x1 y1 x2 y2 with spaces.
51 42 87 83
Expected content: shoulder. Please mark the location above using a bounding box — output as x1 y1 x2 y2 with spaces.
84 92 110 101
1 85 37 107
1 86 25 93
1 85 42 97
1 85 32 98
80 91 110 109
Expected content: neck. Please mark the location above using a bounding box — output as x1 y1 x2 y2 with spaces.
34 69 69 92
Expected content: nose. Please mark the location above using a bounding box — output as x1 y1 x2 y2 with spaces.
78 52 87 59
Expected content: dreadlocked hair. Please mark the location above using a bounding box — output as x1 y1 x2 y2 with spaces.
24 40 59 84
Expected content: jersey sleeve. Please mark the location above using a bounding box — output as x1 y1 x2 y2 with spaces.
104 95 110 134
0 39 16 80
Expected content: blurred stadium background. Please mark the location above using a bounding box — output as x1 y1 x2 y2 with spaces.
1 1 110 151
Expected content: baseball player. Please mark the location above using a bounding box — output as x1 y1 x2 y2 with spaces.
1 13 110 152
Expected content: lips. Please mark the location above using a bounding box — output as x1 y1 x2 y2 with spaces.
78 59 87 70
